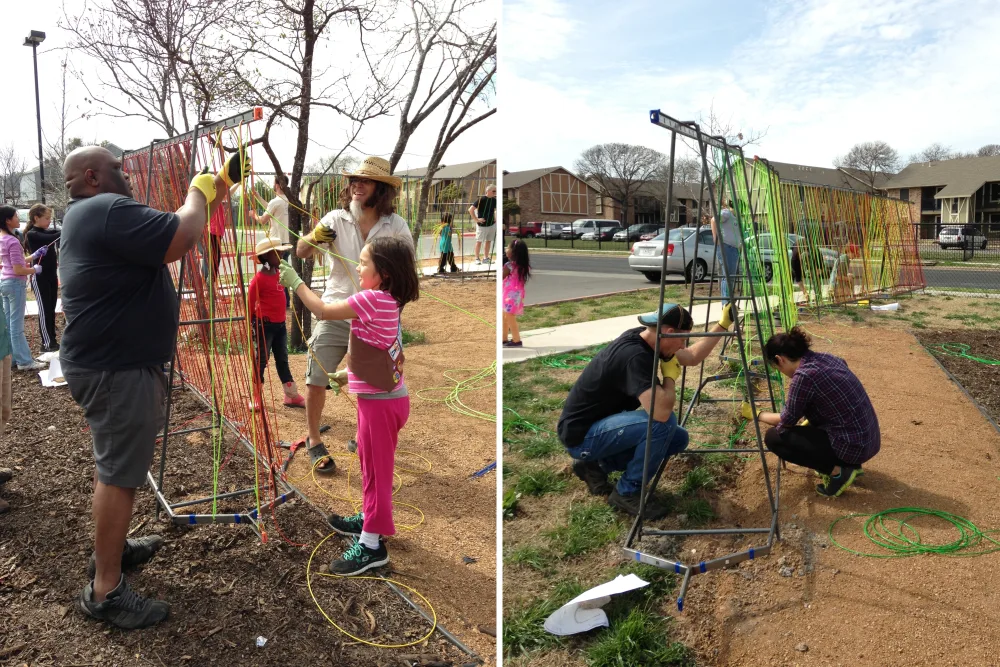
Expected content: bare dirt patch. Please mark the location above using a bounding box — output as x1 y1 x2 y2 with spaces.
0 277 496 666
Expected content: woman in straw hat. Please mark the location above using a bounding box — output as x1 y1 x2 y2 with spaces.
293 156 414 474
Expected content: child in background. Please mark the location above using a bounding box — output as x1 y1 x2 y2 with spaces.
278 236 420 576
247 238 305 411
0 206 46 371
436 212 459 274
23 204 61 353
502 238 530 347
0 302 11 513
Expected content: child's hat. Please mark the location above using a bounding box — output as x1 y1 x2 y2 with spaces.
254 237 292 260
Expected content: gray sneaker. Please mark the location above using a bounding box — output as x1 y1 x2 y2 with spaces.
17 360 46 371
77 575 169 629
86 535 164 579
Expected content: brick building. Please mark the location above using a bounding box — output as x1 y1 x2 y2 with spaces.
596 180 702 227
501 167 600 226
396 159 496 212
884 156 1000 238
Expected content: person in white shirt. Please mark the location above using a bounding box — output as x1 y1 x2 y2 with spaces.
293 157 414 474
252 176 291 245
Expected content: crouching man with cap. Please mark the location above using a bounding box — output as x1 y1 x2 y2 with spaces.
557 302 736 518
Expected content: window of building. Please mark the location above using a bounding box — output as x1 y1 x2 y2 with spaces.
951 199 959 214
899 188 909 202
540 172 589 215
991 182 1000 202
595 195 602 214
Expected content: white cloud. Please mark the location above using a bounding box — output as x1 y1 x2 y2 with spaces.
503 0 578 65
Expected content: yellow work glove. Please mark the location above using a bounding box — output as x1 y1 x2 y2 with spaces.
740 401 758 420
310 224 337 244
660 357 682 383
328 370 349 394
219 151 252 188
800 418 810 427
719 303 736 329
189 168 216 203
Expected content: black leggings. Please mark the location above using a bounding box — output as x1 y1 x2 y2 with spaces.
764 425 851 475
438 251 458 271
253 319 293 384
31 272 58 349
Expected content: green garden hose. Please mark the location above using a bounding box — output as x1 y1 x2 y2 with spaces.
829 508 1000 558
932 343 1000 366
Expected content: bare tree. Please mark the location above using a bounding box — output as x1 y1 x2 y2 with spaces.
219 0 396 347
834 141 900 193
0 144 28 205
977 144 1000 157
387 0 495 172
575 144 666 226
673 156 702 185
695 102 768 149
42 56 88 211
61 0 233 137
407 28 495 245
909 142 953 163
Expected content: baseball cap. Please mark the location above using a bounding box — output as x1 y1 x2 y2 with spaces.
637 303 693 329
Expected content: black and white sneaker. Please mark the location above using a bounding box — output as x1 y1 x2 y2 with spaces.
77 575 169 630
86 535 164 579
329 539 389 576
327 511 364 537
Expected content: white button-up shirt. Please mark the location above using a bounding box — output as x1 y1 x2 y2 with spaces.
316 209 414 304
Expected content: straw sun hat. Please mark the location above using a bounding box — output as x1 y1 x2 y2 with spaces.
342 156 402 189
254 237 292 262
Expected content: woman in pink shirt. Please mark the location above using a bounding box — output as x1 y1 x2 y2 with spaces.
279 236 419 576
0 207 46 371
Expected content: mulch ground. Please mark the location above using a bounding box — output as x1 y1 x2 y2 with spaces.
0 277 495 666
913 328 1000 427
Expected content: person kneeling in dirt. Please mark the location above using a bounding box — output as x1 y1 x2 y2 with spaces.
557 303 737 518
752 327 880 497
59 145 250 629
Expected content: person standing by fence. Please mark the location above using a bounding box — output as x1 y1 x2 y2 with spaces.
469 183 496 265
24 204 61 353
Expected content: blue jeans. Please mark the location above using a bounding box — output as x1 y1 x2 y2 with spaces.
1 278 32 366
567 410 689 495
718 244 740 297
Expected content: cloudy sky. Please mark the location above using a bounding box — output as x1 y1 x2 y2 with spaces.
502 0 1000 172
1 0 496 176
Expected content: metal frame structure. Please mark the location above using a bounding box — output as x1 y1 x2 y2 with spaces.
622 110 782 611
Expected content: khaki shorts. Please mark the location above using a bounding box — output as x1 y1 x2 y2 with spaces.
475 223 496 244
305 319 349 387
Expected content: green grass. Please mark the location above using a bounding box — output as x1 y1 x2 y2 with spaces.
585 608 694 667
401 328 426 345
502 488 520 520
505 546 550 571
514 468 568 497
942 313 1000 325
503 598 564 657
675 497 715 526
679 467 716 496
518 287 689 330
515 434 562 459
545 502 622 558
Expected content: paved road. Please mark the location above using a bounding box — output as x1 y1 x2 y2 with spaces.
527 252 1000 304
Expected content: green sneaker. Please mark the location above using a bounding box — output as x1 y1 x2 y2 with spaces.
329 539 389 576
327 511 364 537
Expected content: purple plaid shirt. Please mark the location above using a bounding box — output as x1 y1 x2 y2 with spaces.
778 351 880 464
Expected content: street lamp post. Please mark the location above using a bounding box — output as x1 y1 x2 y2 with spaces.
23 30 46 204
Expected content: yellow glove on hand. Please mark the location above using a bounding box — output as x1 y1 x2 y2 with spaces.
740 401 757 421
660 357 682 383
219 151 252 188
719 303 736 329
311 224 337 244
328 370 348 394
189 168 216 204
800 418 810 427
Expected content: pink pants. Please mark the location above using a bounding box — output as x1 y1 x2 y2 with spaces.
356 394 410 536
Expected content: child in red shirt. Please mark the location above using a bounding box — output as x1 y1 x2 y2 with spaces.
248 238 305 410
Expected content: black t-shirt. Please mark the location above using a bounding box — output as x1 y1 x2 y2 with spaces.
60 193 181 370
557 327 658 447
474 195 496 226
26 227 60 273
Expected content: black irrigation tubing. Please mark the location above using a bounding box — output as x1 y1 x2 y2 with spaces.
921 344 1000 438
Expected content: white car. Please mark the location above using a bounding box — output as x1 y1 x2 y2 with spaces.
938 226 987 250
628 227 707 282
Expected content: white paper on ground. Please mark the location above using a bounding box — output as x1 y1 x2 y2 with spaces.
40 357 66 387
543 574 649 636
870 302 900 312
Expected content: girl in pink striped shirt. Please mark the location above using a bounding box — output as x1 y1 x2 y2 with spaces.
279 236 419 576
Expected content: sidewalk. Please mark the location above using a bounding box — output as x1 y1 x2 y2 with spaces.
502 299 727 364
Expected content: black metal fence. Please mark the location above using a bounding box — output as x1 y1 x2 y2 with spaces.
913 221 1000 295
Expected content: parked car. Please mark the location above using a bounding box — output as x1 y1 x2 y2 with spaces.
509 221 544 238
561 218 617 239
537 222 566 239
938 225 987 250
581 223 623 241
614 223 662 242
756 233 839 282
628 227 708 282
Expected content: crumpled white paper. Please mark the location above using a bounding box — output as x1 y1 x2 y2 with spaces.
39 357 66 387
543 574 649 636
